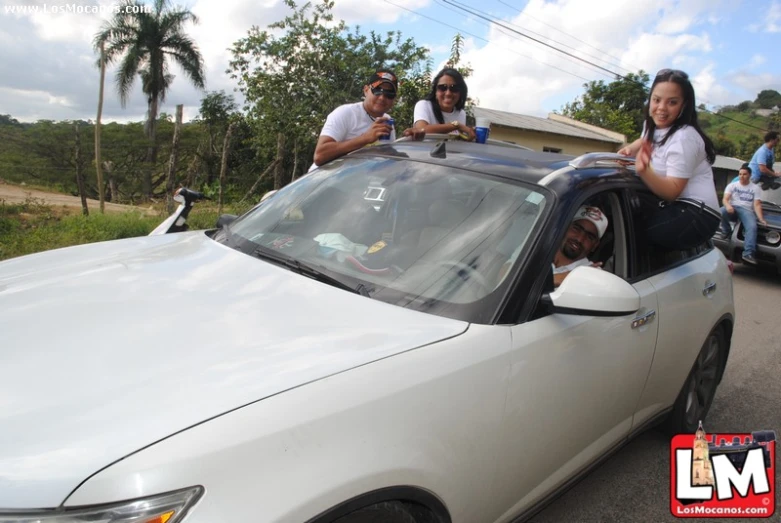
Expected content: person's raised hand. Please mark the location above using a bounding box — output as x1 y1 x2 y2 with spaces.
635 139 653 175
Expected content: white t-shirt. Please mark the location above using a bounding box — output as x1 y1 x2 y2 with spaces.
309 102 396 171
552 257 592 274
413 100 466 132
724 181 762 210
646 125 719 210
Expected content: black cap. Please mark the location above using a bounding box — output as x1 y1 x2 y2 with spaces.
368 70 398 92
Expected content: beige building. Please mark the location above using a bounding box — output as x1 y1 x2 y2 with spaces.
473 107 626 155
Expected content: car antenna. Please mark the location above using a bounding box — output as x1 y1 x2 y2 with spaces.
430 140 447 159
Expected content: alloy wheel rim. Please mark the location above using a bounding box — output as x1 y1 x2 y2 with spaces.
684 334 721 427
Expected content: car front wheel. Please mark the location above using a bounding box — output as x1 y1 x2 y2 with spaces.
664 326 725 435
333 501 419 523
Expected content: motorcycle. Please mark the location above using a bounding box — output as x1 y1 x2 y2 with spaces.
148 187 211 236
149 187 278 236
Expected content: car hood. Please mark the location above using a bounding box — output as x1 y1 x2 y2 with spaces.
0 232 467 509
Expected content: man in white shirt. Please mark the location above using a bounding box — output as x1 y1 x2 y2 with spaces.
718 164 766 265
552 205 608 287
311 70 422 170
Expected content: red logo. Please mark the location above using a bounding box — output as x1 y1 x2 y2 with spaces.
670 422 776 518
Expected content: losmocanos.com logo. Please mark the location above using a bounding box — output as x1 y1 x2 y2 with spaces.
670 422 776 518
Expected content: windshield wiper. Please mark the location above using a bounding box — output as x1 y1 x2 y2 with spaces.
217 224 235 246
762 201 781 210
252 246 372 297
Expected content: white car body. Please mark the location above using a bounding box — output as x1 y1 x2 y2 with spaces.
0 144 735 523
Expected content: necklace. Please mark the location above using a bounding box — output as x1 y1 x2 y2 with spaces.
364 106 379 121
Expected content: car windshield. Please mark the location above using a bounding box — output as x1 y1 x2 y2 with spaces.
223 155 549 317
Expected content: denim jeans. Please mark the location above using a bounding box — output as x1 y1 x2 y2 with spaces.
720 205 758 257
645 200 720 250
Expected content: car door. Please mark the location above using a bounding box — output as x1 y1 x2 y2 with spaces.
489 191 660 521
625 189 733 428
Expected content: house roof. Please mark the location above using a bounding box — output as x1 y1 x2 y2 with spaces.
713 155 745 171
473 107 624 144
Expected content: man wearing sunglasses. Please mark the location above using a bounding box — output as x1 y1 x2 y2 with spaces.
311 70 417 170
498 205 606 287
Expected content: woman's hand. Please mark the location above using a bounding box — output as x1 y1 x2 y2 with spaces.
458 123 476 141
635 139 653 175
617 138 642 157
403 127 426 141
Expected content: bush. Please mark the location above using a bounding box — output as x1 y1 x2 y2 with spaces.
0 198 251 261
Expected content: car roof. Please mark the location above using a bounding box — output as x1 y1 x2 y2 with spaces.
346 137 637 192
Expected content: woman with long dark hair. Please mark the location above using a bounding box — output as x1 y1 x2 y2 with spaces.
619 69 720 250
413 68 475 140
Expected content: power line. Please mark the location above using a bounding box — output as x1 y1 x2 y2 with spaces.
429 0 618 81
437 0 771 133
495 0 642 75
440 0 625 78
382 0 592 82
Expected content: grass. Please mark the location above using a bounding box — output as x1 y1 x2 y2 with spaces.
0 196 246 262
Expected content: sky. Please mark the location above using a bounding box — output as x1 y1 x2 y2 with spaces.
0 0 779 125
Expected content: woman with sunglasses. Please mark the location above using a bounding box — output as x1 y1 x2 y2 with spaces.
413 68 475 141
618 68 720 250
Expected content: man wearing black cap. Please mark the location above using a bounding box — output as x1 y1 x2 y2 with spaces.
311 70 418 170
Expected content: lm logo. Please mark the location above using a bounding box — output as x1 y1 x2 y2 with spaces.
670 422 776 518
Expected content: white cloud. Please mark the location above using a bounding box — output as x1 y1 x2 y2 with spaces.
0 0 776 124
729 71 781 97
691 63 735 107
750 55 767 68
459 0 721 115
333 0 432 24
769 0 781 32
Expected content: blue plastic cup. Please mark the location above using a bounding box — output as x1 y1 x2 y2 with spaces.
475 127 489 144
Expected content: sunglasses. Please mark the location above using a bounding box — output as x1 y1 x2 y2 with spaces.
370 87 396 100
656 68 689 80
436 84 461 93
570 222 598 244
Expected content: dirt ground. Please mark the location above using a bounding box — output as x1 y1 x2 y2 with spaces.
0 181 159 216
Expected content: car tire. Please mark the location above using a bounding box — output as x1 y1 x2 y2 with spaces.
663 326 725 435
332 501 419 523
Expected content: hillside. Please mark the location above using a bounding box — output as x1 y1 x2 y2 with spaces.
699 109 777 160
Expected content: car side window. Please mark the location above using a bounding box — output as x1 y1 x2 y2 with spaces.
626 189 709 279
528 190 628 321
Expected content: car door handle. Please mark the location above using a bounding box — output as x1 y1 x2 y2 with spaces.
631 310 656 329
703 281 717 296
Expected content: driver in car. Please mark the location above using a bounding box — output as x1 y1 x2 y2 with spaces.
552 205 608 287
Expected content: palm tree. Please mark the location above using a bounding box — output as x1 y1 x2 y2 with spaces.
94 0 205 198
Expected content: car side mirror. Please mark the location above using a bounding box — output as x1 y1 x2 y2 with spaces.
542 266 640 316
215 214 238 228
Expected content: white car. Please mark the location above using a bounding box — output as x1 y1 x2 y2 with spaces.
0 141 734 523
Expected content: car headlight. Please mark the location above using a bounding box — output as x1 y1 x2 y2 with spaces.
0 486 202 523
765 230 781 245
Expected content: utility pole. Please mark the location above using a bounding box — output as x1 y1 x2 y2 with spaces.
94 41 106 212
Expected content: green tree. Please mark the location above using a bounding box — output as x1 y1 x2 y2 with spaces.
229 0 428 186
444 33 477 123
94 0 206 198
768 110 781 132
712 130 736 157
196 91 238 185
755 89 781 109
559 71 650 140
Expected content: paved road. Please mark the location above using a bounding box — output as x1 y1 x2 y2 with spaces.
531 265 781 523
